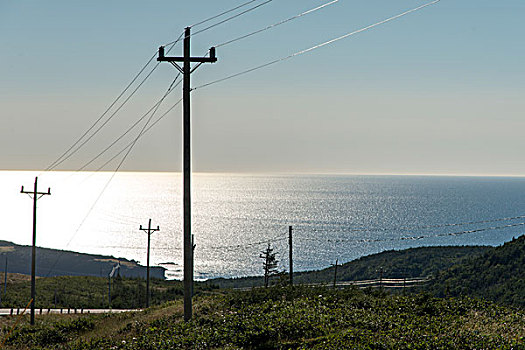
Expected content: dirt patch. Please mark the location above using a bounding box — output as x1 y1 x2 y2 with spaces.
93 259 136 268
0 246 15 253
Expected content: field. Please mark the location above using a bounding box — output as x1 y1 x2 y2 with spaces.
1 286 524 349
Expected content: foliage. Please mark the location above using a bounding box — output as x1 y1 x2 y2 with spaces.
17 287 520 349
3 316 95 348
259 243 279 288
209 245 490 289
426 235 525 307
208 235 525 309
0 275 215 309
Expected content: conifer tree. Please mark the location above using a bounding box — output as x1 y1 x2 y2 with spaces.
260 243 279 287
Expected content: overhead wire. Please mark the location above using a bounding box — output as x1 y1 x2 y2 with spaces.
295 221 525 244
190 0 260 28
163 0 274 46
45 32 185 172
44 76 182 277
215 0 339 48
46 60 159 171
193 0 440 91
44 51 158 172
74 75 181 173
191 0 275 37
320 214 525 234
209 235 287 250
87 97 183 174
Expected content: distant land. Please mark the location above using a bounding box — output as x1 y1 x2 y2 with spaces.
1 233 523 308
210 234 525 308
0 240 165 279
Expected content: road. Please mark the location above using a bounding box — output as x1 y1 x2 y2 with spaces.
0 308 139 316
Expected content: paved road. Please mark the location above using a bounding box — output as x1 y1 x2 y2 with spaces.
0 308 139 316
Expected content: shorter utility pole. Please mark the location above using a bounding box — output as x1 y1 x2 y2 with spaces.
139 219 160 308
288 226 293 286
2 255 7 301
331 259 339 288
378 267 384 289
108 262 120 309
191 234 195 297
21 177 51 325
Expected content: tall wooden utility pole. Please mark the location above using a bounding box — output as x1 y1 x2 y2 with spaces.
139 219 160 308
21 177 51 325
157 27 217 321
288 226 293 286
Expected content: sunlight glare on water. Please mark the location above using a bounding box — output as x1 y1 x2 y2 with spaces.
1 171 525 280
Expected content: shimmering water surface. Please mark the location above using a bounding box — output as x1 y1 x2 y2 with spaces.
2 171 525 279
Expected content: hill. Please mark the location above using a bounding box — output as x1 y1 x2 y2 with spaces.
0 240 165 279
427 234 525 307
209 245 491 289
210 235 525 308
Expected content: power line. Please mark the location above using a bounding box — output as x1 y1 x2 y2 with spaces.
193 0 440 91
46 61 160 171
74 76 181 172
44 51 158 172
295 221 525 244
88 219 524 253
212 234 287 250
192 0 275 37
322 214 525 234
44 77 181 277
86 97 183 174
45 37 184 172
163 1 274 47
190 0 260 28
215 0 339 48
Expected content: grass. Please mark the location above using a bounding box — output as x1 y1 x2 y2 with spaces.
0 286 523 349
0 274 214 309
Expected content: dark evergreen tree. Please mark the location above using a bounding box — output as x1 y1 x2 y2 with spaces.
260 243 279 287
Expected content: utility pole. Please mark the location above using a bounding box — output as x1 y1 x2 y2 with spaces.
157 27 217 322
191 234 195 297
288 226 293 286
21 177 51 325
331 259 339 288
3 255 7 297
108 262 120 309
139 219 160 308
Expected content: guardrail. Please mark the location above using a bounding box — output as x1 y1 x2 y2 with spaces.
234 276 432 291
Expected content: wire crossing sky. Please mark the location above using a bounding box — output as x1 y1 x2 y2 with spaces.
1 0 524 175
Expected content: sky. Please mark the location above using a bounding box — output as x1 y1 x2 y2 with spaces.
1 0 524 175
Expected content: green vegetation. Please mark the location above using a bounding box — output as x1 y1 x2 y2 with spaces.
209 245 491 289
1 287 523 349
209 235 525 309
0 275 215 309
427 235 525 307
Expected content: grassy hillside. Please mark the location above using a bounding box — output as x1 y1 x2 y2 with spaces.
427 235 525 307
1 286 524 349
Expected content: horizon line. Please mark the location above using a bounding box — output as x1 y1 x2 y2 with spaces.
3 169 525 178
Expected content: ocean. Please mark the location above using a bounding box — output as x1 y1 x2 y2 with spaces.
1 171 525 280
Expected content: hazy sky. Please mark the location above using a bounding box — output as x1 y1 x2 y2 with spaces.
1 0 524 175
